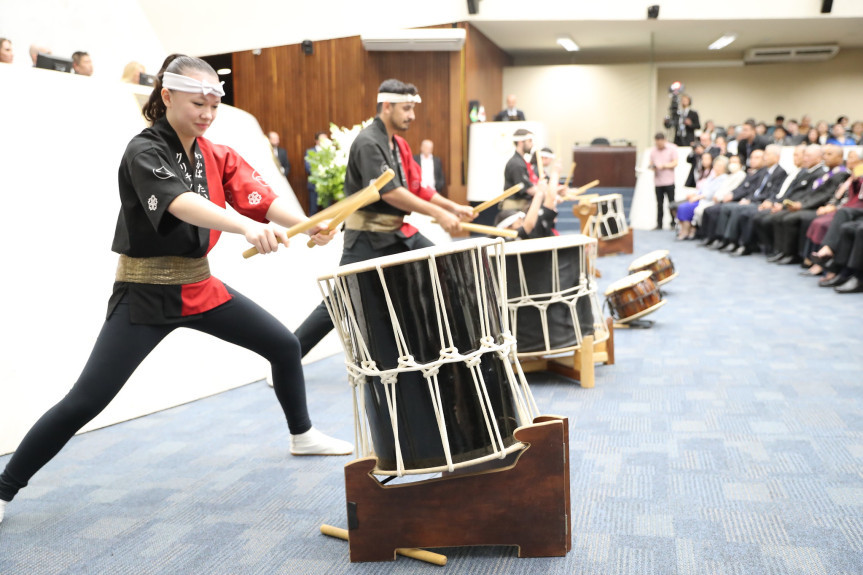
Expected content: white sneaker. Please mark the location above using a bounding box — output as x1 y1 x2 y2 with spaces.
290 427 353 456
0 500 7 524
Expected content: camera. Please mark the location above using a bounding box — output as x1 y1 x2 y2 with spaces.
663 81 685 131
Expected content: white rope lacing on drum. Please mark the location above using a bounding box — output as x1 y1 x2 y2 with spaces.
319 240 539 477
506 251 610 351
586 195 629 240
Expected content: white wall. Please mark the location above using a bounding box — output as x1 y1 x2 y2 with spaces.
0 65 341 455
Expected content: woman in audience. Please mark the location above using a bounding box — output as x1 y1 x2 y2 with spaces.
805 128 820 145
677 153 727 240
700 120 717 142
121 61 146 84
850 121 863 145
0 54 350 525
816 121 830 144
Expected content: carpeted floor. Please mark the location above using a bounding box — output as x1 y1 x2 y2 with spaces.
2 227 863 575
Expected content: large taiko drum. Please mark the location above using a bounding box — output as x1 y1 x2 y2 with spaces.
604 270 666 323
502 235 609 356
628 250 677 286
318 238 539 476
583 194 629 239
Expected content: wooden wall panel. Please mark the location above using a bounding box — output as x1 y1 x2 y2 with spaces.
231 23 507 214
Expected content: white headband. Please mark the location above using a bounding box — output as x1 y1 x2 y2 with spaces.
512 132 534 142
539 150 555 159
497 212 525 230
377 92 422 104
162 71 225 97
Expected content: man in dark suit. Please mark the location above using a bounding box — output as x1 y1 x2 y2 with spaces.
304 131 329 215
735 120 769 167
700 149 766 246
673 94 700 147
754 144 827 259
414 139 445 196
493 94 526 122
268 131 291 179
769 145 849 264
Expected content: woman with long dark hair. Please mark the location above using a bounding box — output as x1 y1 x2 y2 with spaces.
0 55 351 524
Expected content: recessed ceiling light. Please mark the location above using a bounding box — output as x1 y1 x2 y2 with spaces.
217 68 232 75
708 34 738 50
556 36 579 52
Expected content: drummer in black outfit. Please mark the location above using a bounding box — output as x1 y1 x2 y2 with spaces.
502 128 540 211
0 55 351 525
294 79 475 357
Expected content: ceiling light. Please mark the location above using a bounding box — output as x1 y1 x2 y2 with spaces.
217 68 232 75
556 36 579 52
708 34 738 50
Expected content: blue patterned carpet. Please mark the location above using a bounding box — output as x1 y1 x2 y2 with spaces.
2 228 863 574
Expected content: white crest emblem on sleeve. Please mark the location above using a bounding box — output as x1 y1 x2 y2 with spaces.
147 195 158 211
153 166 175 179
248 191 262 205
252 171 270 188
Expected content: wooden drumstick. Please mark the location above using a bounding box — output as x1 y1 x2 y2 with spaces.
305 185 382 247
320 524 447 566
243 169 393 258
563 162 577 188
431 219 519 238
535 150 545 182
563 179 600 201
472 183 525 215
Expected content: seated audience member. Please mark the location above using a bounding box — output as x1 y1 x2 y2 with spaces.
686 145 713 189
803 153 862 276
767 145 849 264
799 115 813 134
850 121 863 144
770 126 791 146
700 119 717 142
699 149 766 245
755 122 768 137
754 144 827 259
768 115 785 136
805 128 820 145
816 121 829 144
121 61 146 83
712 135 729 158
29 44 51 66
712 146 789 253
0 38 13 64
678 155 729 240
837 115 850 130
736 120 769 167
495 186 558 240
812 207 863 293
494 94 526 122
725 125 739 155
785 119 805 144
71 51 93 76
826 123 856 146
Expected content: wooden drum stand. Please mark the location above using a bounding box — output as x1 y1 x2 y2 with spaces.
330 415 571 564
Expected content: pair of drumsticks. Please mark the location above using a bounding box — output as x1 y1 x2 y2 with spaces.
242 166 600 258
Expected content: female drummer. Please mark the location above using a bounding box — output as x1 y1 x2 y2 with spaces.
0 54 351 524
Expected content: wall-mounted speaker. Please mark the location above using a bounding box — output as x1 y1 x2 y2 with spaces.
647 5 659 19
301 40 313 55
467 0 479 15
821 0 833 13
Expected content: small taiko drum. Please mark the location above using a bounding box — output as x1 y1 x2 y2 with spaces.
584 194 628 240
604 270 666 323
628 250 677 286
318 238 539 476
502 235 609 357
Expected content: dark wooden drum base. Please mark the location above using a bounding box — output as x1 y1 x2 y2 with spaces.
341 416 572 562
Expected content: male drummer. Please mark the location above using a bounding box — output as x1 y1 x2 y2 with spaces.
502 128 539 211
294 78 475 356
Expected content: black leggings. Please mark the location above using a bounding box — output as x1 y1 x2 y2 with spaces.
0 286 310 502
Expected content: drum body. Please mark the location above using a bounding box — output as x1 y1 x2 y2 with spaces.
503 235 609 356
586 194 629 239
604 270 666 323
319 238 537 476
628 250 677 286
